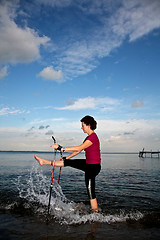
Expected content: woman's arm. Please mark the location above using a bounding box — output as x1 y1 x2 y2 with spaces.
65 151 80 159
64 140 92 152
51 140 93 153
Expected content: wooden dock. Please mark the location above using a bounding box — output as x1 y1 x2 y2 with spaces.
139 149 160 158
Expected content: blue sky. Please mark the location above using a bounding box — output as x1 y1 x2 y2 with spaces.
0 0 160 152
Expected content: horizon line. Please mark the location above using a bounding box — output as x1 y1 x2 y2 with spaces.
0 150 138 154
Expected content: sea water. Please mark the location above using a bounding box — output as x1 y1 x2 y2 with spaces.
0 151 160 239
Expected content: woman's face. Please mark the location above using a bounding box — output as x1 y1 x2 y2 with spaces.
81 122 90 133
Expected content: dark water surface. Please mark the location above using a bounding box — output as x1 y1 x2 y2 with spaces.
0 152 160 239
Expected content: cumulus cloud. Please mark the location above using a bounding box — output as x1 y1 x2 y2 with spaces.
131 100 144 108
38 66 63 82
0 1 50 65
56 96 120 110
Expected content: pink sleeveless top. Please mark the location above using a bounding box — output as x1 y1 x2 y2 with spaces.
84 132 101 164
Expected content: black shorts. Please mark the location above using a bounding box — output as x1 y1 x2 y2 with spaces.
64 159 101 199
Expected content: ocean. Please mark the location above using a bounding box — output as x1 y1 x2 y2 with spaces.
0 151 160 240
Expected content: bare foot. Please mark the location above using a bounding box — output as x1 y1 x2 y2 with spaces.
34 154 44 165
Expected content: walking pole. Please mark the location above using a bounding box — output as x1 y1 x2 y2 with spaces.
46 136 56 223
58 150 63 184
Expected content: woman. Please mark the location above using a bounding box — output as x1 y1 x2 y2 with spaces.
34 115 101 212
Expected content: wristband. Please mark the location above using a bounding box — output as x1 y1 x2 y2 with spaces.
51 161 55 166
56 144 62 151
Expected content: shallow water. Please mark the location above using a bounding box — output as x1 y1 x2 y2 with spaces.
0 151 160 239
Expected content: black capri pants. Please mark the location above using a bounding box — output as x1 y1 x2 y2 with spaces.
64 159 101 199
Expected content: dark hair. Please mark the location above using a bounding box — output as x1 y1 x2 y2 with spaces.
80 115 97 130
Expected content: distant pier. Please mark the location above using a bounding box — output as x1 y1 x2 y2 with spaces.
139 148 160 158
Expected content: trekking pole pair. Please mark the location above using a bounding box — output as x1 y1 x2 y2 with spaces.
47 136 63 222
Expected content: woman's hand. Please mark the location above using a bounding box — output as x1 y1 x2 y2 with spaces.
50 144 59 149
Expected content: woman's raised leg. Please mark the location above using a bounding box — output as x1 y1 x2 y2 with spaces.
34 154 64 167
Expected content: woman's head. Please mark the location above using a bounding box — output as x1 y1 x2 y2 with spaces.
80 115 97 130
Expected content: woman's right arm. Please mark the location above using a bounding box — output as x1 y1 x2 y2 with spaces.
51 140 92 153
64 151 81 160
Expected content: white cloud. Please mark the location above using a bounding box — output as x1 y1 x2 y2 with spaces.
59 32 121 79
97 0 160 42
97 118 160 151
49 0 160 80
0 1 50 64
0 107 28 116
0 65 8 79
0 118 160 152
131 100 144 108
38 66 64 82
125 0 160 41
56 96 120 110
1 0 160 81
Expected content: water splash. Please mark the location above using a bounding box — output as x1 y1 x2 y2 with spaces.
13 163 144 225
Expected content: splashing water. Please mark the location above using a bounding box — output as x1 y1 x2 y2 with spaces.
13 163 144 225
